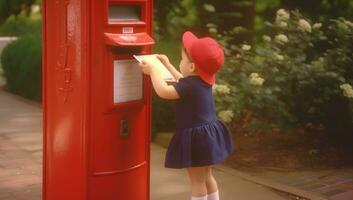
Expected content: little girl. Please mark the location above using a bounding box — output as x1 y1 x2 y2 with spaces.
139 31 234 200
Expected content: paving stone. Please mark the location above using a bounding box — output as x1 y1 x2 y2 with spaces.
324 189 347 196
254 169 353 198
290 179 318 187
301 183 327 190
10 184 42 200
0 192 16 200
322 179 343 185
329 190 353 200
274 177 307 185
0 174 41 186
301 175 324 180
340 181 353 190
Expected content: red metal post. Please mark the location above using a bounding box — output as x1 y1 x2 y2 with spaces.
43 0 153 199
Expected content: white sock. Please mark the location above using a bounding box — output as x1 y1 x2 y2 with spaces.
191 195 207 200
207 190 219 200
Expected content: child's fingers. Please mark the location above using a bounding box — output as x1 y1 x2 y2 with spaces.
138 62 145 68
138 61 150 74
142 59 154 66
156 54 164 59
139 60 149 68
156 54 169 64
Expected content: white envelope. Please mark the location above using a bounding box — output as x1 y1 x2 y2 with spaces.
134 54 176 82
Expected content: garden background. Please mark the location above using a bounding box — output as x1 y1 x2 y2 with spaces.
0 0 353 171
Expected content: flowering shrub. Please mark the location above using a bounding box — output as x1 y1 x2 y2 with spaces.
209 9 353 144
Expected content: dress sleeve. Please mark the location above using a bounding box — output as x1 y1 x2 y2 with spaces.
172 78 192 98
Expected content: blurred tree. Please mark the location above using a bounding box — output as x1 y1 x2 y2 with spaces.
280 0 353 21
153 0 353 43
0 0 36 24
153 0 255 43
254 0 280 39
154 0 182 39
195 0 255 43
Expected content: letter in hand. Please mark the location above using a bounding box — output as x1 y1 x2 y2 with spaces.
138 60 154 75
156 54 171 67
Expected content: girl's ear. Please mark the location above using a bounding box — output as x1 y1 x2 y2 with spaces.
189 63 196 73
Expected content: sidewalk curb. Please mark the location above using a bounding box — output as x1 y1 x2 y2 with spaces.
214 165 328 200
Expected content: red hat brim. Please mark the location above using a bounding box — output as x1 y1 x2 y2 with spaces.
182 31 197 55
196 67 216 85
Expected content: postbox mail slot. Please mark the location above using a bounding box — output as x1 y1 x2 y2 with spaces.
109 5 141 22
112 46 143 55
105 32 155 46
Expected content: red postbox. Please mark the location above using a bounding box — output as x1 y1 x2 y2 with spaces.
43 0 154 199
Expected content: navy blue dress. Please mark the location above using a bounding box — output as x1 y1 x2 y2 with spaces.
164 76 234 169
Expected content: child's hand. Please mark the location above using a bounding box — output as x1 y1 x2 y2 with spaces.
139 60 154 75
156 54 171 67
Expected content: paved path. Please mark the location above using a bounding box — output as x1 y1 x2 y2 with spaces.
0 85 42 200
151 144 288 200
249 169 353 200
0 82 290 199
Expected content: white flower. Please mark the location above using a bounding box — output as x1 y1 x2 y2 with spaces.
276 9 290 22
274 53 284 61
203 4 216 12
313 23 322 29
242 44 251 51
32 5 40 13
250 73 259 79
278 21 288 28
206 23 216 28
213 84 231 95
298 19 312 32
344 20 353 28
250 78 265 86
209 28 217 34
249 73 265 86
218 110 234 123
275 34 289 44
263 35 271 42
340 84 353 98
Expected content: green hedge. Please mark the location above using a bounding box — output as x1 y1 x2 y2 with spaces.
1 34 42 101
0 13 42 36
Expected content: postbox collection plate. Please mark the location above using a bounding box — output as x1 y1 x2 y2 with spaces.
113 59 143 104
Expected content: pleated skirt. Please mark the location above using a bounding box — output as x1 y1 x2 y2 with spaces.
165 119 234 169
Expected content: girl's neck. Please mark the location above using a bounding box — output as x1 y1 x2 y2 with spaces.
183 71 199 77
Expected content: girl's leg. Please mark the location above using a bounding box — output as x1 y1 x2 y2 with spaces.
186 166 208 199
206 166 219 200
205 166 218 194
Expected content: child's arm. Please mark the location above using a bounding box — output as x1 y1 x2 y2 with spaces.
139 60 180 100
156 54 183 81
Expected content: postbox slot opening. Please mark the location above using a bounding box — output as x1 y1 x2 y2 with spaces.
109 5 141 22
112 46 144 54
